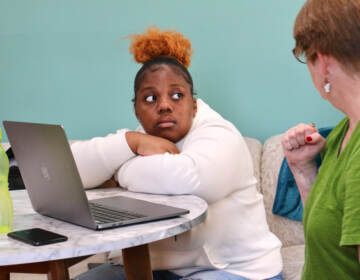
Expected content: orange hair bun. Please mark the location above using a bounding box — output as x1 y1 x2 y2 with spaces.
129 27 193 68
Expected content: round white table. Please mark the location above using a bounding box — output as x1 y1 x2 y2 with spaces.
0 188 207 280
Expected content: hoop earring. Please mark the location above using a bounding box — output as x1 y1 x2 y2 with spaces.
324 77 331 94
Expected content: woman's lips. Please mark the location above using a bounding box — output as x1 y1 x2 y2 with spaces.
157 119 176 128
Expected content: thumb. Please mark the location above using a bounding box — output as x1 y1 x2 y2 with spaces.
305 132 325 144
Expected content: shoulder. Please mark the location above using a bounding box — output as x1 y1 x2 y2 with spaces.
323 118 348 154
192 98 239 135
346 121 360 163
179 99 246 152
326 118 348 144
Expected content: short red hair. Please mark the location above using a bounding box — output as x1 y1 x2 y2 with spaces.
294 0 360 73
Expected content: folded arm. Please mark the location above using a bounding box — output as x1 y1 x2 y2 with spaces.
71 129 135 188
71 130 179 189
116 122 256 204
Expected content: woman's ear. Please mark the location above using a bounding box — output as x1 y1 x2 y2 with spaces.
317 52 331 75
192 98 197 118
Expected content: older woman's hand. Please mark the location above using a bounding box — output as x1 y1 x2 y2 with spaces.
126 131 180 156
282 123 326 168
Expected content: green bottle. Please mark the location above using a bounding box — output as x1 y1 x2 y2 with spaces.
0 128 13 233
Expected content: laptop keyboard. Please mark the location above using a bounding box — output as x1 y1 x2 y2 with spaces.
89 202 146 224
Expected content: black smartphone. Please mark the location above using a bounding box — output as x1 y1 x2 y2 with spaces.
7 228 68 246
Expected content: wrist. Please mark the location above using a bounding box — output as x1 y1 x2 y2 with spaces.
125 131 141 154
288 160 318 184
288 159 316 172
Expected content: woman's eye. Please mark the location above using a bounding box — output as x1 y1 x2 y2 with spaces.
145 95 156 102
172 92 183 100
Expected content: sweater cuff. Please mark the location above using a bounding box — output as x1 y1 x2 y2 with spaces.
99 130 136 173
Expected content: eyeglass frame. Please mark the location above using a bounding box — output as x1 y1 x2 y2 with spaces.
292 48 307 64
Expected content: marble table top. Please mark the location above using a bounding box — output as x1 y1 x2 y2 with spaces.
0 188 207 266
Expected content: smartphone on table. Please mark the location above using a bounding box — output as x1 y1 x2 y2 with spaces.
7 228 68 246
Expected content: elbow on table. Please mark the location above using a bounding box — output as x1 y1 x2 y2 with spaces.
121 169 200 196
151 169 201 195
81 175 111 190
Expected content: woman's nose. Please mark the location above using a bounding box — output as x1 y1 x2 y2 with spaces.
158 97 173 113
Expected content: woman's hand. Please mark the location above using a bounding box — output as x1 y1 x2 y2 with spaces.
125 131 180 156
282 123 326 204
282 123 325 168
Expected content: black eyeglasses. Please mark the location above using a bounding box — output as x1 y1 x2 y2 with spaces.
292 48 307 64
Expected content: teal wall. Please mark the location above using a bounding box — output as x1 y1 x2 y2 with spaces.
0 0 343 142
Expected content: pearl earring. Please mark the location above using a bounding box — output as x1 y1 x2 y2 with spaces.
324 77 331 94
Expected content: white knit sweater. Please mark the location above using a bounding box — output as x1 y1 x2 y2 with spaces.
71 99 282 279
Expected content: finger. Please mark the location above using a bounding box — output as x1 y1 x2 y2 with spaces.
283 124 306 150
295 126 306 146
171 147 180 154
166 145 179 154
295 122 316 139
288 130 300 149
304 124 318 137
289 138 299 149
305 132 325 144
310 122 318 131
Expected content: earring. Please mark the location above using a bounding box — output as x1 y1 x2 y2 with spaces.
324 77 331 94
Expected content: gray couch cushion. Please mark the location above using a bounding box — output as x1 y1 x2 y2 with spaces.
281 244 305 280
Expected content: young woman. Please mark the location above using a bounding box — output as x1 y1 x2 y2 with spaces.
73 27 282 280
282 0 360 279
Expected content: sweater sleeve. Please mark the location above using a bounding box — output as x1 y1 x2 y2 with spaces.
71 129 136 189
116 121 256 204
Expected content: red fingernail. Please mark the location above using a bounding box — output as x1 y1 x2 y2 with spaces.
306 136 312 142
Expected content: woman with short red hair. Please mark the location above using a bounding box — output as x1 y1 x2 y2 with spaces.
282 0 360 279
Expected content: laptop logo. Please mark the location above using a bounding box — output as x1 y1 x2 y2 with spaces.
40 166 51 181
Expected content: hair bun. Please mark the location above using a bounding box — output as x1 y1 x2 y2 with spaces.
129 26 193 68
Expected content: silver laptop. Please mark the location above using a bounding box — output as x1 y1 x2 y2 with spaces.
3 121 189 230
